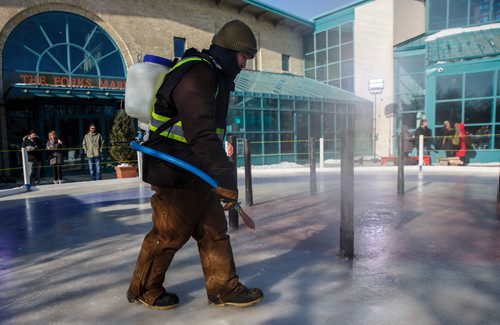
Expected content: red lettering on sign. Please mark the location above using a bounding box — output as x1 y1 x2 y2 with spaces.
16 73 125 90
20 74 30 83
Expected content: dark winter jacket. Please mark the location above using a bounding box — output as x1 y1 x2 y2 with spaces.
143 48 236 190
46 139 64 165
414 126 432 148
21 136 43 162
441 127 454 151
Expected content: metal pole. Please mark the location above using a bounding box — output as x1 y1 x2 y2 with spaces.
227 135 238 229
418 134 424 171
137 151 143 179
310 137 317 195
397 132 405 195
319 137 324 169
21 147 30 187
497 168 499 202
373 94 377 158
340 115 354 258
244 138 253 206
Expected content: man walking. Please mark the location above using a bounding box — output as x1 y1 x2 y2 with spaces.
127 20 263 310
21 130 43 185
82 124 104 180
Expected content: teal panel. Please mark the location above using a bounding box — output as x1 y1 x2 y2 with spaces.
313 0 373 32
314 8 354 32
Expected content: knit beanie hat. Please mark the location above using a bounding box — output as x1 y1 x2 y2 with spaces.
212 20 257 58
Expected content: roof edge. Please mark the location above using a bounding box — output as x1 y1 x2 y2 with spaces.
244 0 314 27
312 0 373 21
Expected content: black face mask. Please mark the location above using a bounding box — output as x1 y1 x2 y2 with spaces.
206 44 241 90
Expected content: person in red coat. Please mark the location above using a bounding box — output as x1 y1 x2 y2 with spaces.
454 123 466 164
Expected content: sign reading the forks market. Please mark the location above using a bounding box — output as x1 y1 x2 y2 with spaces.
16 73 126 90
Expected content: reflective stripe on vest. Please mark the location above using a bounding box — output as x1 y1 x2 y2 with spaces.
150 56 222 143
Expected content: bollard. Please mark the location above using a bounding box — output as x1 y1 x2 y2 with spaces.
227 135 239 229
340 115 354 258
319 137 324 169
244 138 253 206
418 134 424 171
21 147 30 187
397 132 405 195
310 137 317 195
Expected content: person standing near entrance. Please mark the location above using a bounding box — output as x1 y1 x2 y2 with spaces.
127 20 263 310
414 119 432 155
46 130 64 184
21 130 43 185
82 124 104 180
441 120 455 158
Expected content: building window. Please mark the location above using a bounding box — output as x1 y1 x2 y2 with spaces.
433 69 499 151
470 0 492 24
305 20 355 92
173 37 186 58
315 31 327 50
246 57 256 70
395 53 426 130
449 0 469 27
436 74 463 100
428 0 500 32
282 54 290 72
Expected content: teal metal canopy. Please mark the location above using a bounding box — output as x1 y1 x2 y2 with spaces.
426 24 500 64
394 33 428 52
234 70 370 104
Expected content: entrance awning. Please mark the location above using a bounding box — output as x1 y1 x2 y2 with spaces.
234 70 371 105
4 84 124 100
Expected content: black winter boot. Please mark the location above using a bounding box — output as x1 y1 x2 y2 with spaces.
208 282 263 307
127 288 179 310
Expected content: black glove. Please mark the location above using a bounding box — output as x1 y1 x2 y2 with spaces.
214 186 238 211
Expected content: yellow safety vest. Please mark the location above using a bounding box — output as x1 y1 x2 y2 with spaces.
149 57 224 143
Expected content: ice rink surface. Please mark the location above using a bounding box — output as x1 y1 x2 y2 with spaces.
0 166 499 324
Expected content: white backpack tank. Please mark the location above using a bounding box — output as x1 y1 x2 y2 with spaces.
125 54 171 131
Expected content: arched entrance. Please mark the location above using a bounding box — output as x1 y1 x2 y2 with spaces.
2 11 127 173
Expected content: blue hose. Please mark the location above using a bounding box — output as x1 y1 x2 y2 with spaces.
130 140 254 229
129 141 218 189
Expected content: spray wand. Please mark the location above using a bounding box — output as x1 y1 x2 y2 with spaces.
129 140 255 229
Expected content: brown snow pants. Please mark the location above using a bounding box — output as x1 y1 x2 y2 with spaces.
128 186 239 305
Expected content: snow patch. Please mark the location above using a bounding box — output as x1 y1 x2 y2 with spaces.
116 163 133 167
426 23 500 42
239 161 305 169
